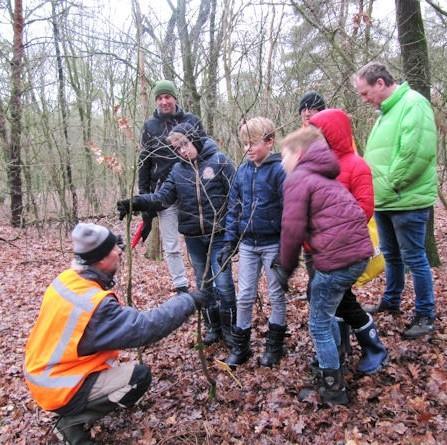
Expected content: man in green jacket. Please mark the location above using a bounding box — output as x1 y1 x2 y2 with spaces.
354 62 437 339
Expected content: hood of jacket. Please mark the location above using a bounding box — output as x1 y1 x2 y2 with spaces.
198 138 218 159
309 109 354 159
178 137 217 165
297 139 340 179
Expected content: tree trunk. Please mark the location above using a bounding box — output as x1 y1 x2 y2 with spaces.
205 0 218 135
176 0 205 117
395 0 431 100
395 0 440 267
8 0 24 227
51 0 78 225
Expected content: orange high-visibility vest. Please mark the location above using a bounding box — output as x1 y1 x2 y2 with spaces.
24 269 119 411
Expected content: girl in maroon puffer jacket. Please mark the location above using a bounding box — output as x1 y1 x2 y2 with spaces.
308 109 388 377
279 126 372 405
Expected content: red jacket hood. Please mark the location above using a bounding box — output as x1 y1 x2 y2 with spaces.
309 109 354 159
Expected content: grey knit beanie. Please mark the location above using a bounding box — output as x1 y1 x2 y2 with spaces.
72 223 117 265
299 91 326 114
153 80 178 99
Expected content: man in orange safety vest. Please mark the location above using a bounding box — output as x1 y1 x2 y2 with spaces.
24 222 206 444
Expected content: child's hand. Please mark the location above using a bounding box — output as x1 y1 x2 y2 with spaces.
116 196 146 220
217 242 237 270
270 256 290 292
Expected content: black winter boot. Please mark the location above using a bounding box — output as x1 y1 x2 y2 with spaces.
220 307 236 349
202 304 222 345
354 314 388 374
55 396 117 444
319 368 349 405
259 323 287 367
226 327 252 367
55 421 93 445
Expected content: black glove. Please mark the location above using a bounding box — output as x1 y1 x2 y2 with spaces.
116 235 126 251
141 210 158 242
116 196 146 220
217 242 237 270
271 255 291 293
189 290 209 309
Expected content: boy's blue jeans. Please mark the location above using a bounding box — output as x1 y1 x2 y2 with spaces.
185 234 236 309
375 208 435 319
236 242 286 329
309 260 367 369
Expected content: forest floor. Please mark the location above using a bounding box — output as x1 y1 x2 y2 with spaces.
0 206 446 445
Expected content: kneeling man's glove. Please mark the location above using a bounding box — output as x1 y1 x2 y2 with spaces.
189 290 209 309
271 255 291 293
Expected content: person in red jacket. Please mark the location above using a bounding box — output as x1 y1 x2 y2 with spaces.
278 126 372 404
309 109 388 375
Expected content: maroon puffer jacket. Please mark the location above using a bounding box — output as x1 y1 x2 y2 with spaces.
280 138 373 273
310 109 374 221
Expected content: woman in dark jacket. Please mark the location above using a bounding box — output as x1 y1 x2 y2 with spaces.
118 123 236 348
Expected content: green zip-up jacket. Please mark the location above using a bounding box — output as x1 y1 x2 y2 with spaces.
364 82 437 211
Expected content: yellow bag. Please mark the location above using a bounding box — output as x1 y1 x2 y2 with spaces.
354 217 385 287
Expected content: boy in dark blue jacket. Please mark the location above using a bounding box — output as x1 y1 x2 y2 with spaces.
218 117 287 367
118 123 236 348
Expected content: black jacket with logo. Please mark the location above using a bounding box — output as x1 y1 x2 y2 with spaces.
138 138 235 236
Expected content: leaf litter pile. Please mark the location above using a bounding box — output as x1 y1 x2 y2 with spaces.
0 208 446 444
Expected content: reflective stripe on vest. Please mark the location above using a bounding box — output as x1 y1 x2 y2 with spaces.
24 269 119 410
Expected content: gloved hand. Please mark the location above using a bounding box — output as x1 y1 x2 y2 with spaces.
270 255 291 293
217 242 236 270
117 196 146 220
116 234 126 251
189 290 209 309
141 210 158 242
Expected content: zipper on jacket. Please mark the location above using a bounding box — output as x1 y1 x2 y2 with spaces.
250 166 258 239
194 160 206 235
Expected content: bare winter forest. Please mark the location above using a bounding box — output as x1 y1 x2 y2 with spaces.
1 0 447 444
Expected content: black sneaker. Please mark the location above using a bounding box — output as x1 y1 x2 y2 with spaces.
403 315 435 339
362 299 401 315
175 286 189 294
